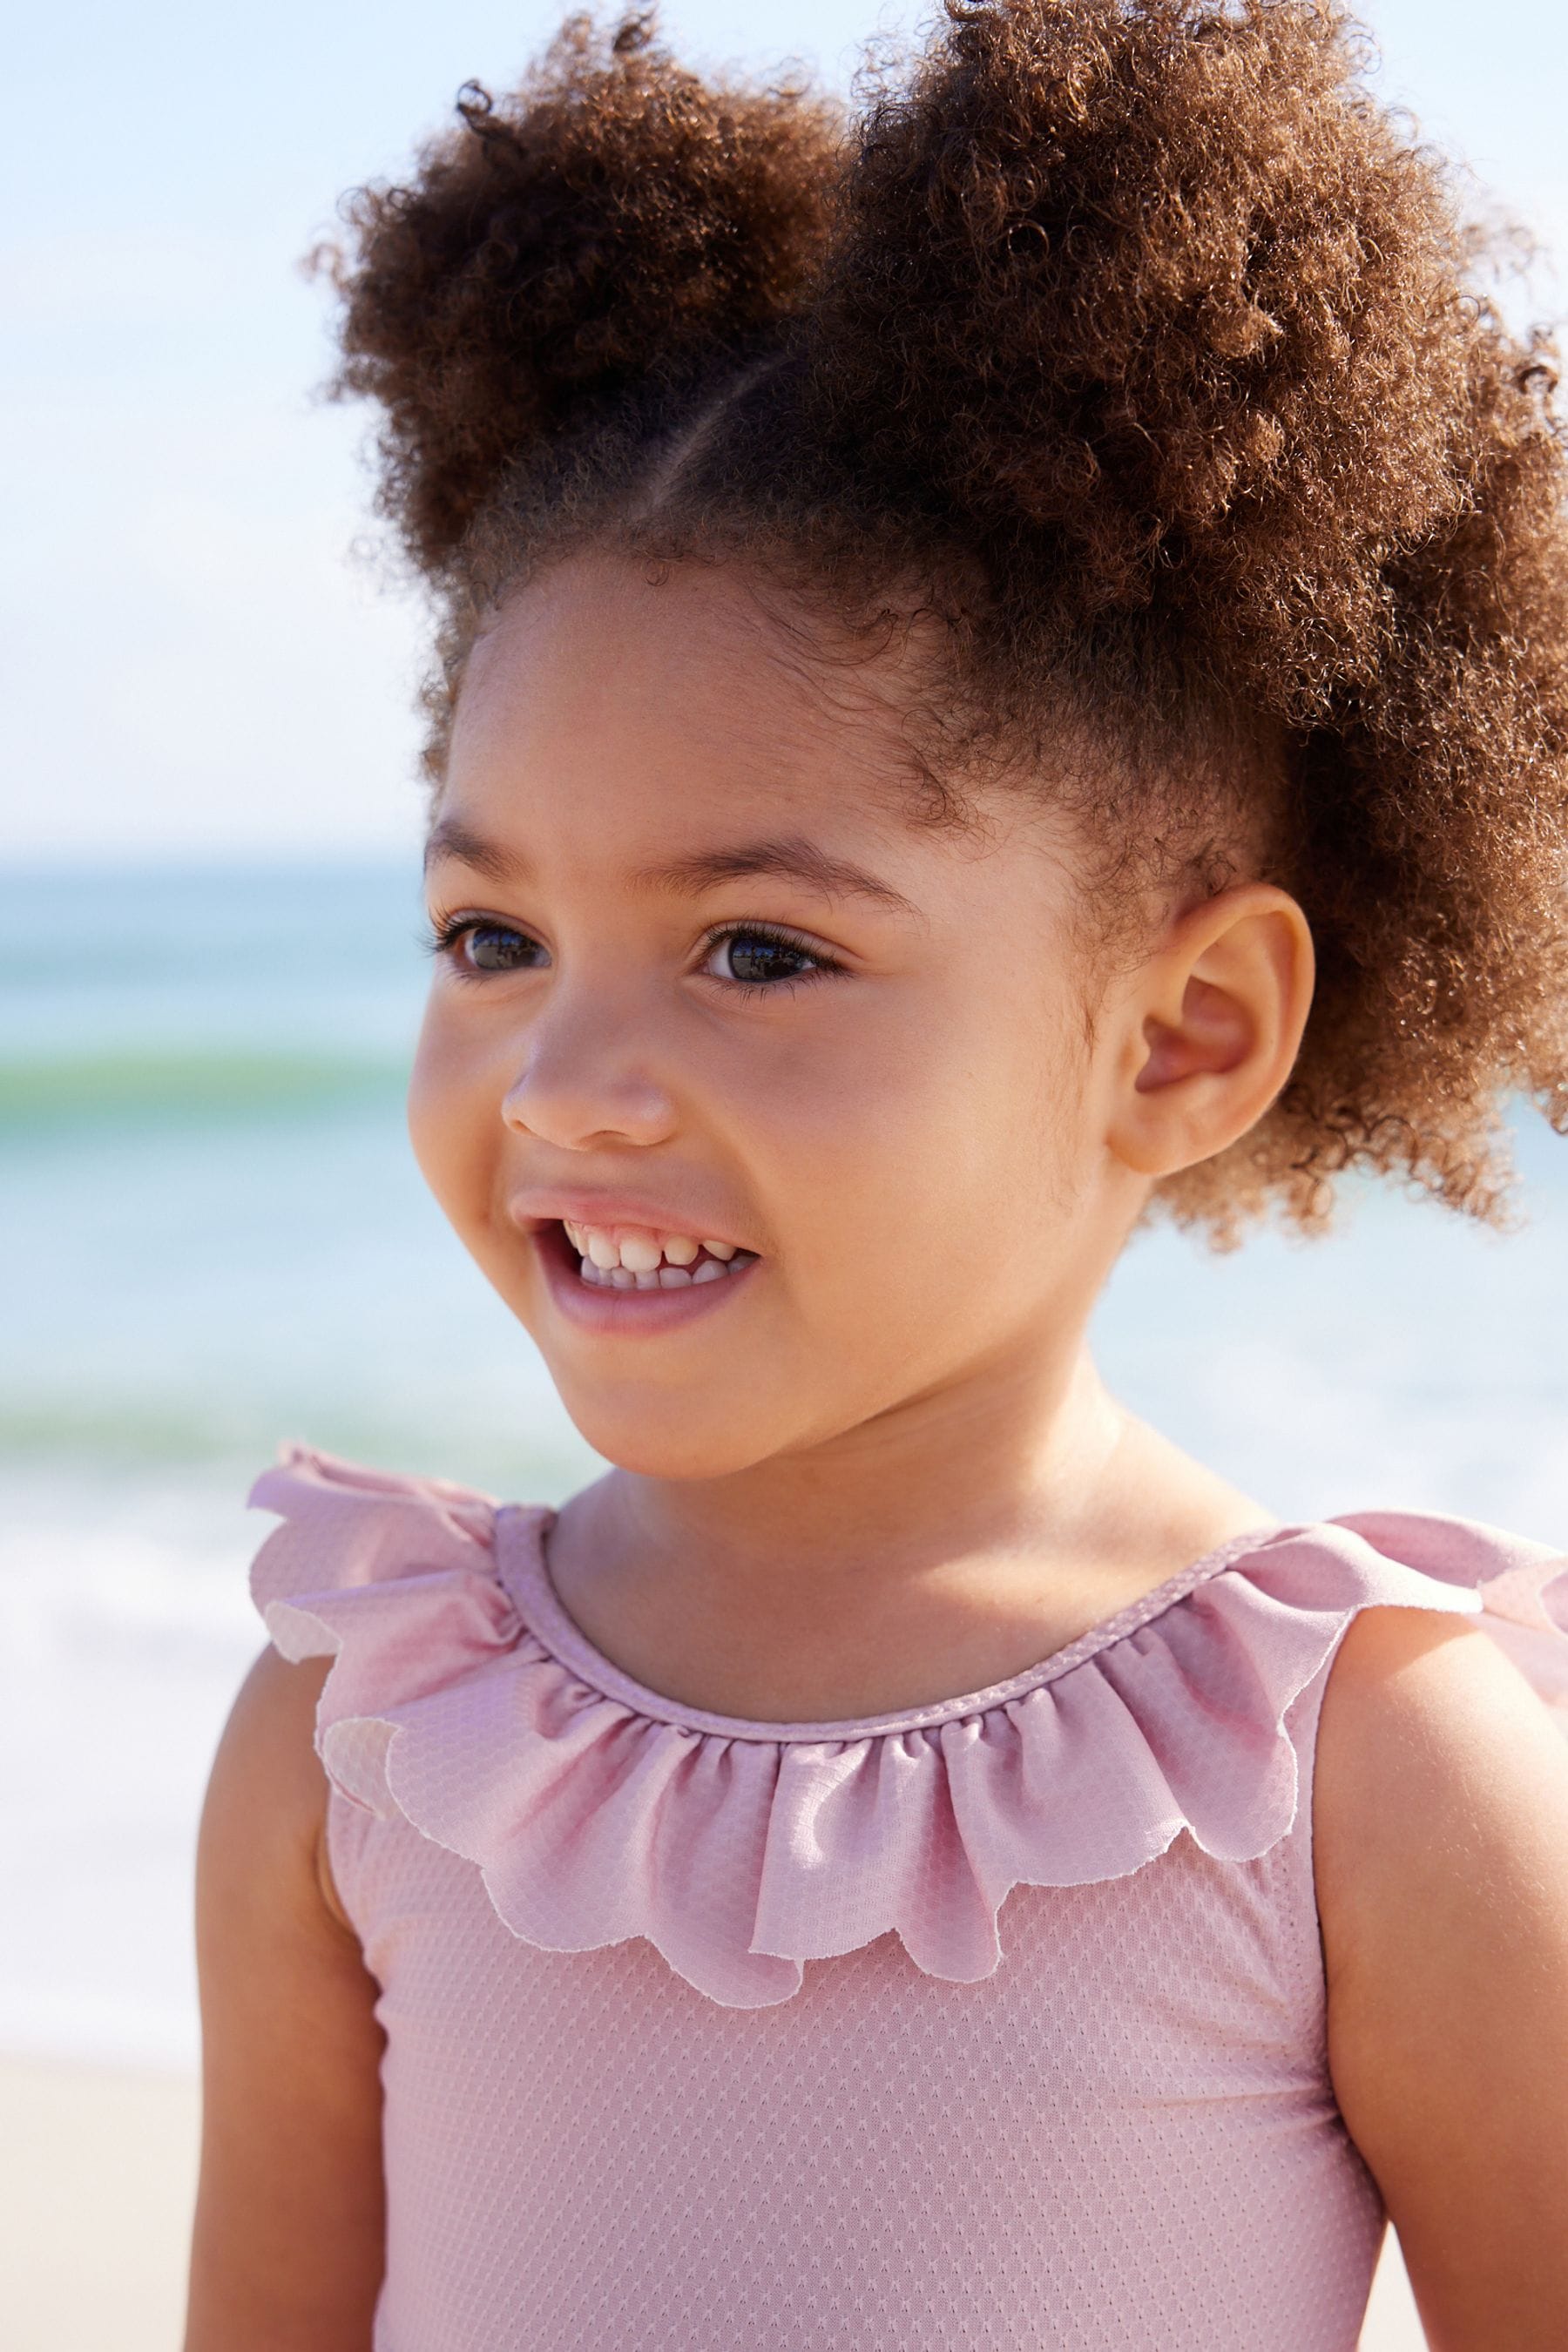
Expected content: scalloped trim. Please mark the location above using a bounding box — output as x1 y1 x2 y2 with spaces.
247 1444 1568 2007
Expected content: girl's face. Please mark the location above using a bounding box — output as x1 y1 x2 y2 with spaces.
410 554 1149 1477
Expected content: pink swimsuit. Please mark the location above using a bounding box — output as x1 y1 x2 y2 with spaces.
249 1445 1568 2351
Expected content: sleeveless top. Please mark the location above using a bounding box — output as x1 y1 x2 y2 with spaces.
248 1444 1568 2352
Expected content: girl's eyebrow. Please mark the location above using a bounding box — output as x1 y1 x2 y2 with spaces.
423 818 524 883
634 835 918 916
425 819 919 918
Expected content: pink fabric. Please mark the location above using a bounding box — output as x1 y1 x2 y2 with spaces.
249 1444 1568 2351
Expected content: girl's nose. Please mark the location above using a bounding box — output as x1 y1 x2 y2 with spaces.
498 996 679 1152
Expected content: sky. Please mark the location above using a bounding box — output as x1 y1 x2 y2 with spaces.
3 0 1565 864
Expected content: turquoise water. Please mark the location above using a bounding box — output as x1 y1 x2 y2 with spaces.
1 862 591 1487
3 859 1565 2065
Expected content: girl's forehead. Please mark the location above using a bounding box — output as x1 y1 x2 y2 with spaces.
447 558 953 860
437 553 1090 929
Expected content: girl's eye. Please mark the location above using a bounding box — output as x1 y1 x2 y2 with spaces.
434 919 549 975
703 928 835 989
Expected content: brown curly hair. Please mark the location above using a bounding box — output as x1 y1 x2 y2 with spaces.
317 1 1568 1240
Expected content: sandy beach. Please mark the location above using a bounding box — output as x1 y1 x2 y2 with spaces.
3 2050 1431 2351
4 2053 199 2352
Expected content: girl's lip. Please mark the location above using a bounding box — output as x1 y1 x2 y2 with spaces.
531 1218 760 1335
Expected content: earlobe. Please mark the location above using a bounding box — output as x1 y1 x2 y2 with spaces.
1109 885 1315 1179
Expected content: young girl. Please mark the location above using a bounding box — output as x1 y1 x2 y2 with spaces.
187 3 1568 2345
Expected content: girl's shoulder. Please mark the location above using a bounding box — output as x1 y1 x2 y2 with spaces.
1308 1578 1568 2327
246 1442 1568 2008
1315 1597 1568 1926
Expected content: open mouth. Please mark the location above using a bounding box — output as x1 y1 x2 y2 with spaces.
556 1219 760 1292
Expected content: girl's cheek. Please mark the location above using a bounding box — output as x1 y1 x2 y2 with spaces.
406 1004 501 1231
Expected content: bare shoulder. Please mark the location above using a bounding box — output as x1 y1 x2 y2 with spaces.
1315 1603 1568 1933
186 1645 386 2349
199 1642 348 1927
220 1637 333 1781
1314 1605 1568 2349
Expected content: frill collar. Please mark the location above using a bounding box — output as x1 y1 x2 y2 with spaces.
248 1443 1568 2008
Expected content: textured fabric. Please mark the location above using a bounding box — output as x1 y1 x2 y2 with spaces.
248 1445 1568 2352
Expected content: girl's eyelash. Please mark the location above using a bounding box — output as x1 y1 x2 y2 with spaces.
423 912 483 956
422 911 534 953
421 911 545 983
698 921 847 993
700 919 841 961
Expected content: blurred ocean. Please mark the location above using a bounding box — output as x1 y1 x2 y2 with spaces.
3 859 1566 2071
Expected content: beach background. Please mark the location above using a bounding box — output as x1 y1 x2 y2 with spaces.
3 0 1565 2343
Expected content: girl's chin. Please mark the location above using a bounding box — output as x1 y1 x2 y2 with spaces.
545 1389 794 1482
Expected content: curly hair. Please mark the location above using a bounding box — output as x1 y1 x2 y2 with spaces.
317 1 1568 1240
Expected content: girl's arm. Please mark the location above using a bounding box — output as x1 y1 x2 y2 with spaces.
185 1645 387 2350
1316 1608 1568 2349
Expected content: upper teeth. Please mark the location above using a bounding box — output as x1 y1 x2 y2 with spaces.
563 1222 747 1285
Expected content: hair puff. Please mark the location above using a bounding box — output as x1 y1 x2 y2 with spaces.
318 0 1568 1240
318 12 842 574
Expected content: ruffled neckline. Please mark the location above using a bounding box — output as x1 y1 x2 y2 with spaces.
249 1443 1568 2008
494 1503 1287 1742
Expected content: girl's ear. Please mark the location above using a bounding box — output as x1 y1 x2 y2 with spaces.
1105 884 1315 1179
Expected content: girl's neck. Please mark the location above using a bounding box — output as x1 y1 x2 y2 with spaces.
543 1346 1272 1725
